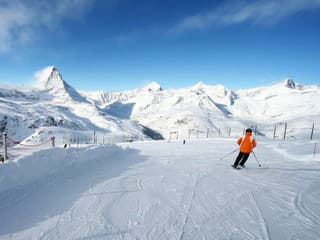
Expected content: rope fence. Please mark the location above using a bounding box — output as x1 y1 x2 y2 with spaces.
1 133 55 162
7 136 55 147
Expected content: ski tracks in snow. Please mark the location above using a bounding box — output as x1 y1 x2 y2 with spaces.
37 211 63 240
247 192 271 240
294 188 320 228
179 174 200 240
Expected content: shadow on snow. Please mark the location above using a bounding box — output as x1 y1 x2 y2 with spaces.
0 145 147 236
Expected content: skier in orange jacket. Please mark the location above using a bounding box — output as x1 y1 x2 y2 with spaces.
232 128 257 168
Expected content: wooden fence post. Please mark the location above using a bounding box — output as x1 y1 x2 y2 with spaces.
283 123 287 140
51 136 55 147
3 133 8 161
273 125 277 140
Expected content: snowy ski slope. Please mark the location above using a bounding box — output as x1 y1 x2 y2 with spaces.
0 138 319 239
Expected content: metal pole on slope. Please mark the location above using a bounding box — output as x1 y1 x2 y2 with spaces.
252 151 261 167
283 123 287 141
311 123 315 140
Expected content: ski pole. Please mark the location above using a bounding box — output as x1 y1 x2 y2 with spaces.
252 151 261 167
219 148 238 161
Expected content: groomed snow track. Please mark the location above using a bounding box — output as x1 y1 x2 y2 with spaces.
0 139 320 240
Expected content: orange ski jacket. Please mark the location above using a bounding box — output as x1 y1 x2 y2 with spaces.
237 132 257 153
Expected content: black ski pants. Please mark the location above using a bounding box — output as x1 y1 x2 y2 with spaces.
234 151 250 167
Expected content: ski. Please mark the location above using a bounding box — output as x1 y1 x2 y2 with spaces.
231 164 241 170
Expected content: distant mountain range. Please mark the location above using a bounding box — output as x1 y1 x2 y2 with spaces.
1 66 319 141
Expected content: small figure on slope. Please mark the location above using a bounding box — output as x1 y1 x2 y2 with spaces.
232 128 257 169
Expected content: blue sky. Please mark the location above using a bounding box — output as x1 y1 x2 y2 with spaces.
0 0 319 91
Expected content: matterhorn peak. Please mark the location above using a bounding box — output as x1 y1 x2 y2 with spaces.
143 81 162 91
35 66 64 90
34 66 87 103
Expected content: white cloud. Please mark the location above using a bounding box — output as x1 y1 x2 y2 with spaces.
0 0 95 52
172 0 320 33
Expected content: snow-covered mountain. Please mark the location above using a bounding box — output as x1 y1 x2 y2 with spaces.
231 79 320 125
0 67 163 142
82 78 320 138
1 66 319 142
35 66 88 103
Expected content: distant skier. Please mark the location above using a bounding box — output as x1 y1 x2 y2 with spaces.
232 128 257 169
